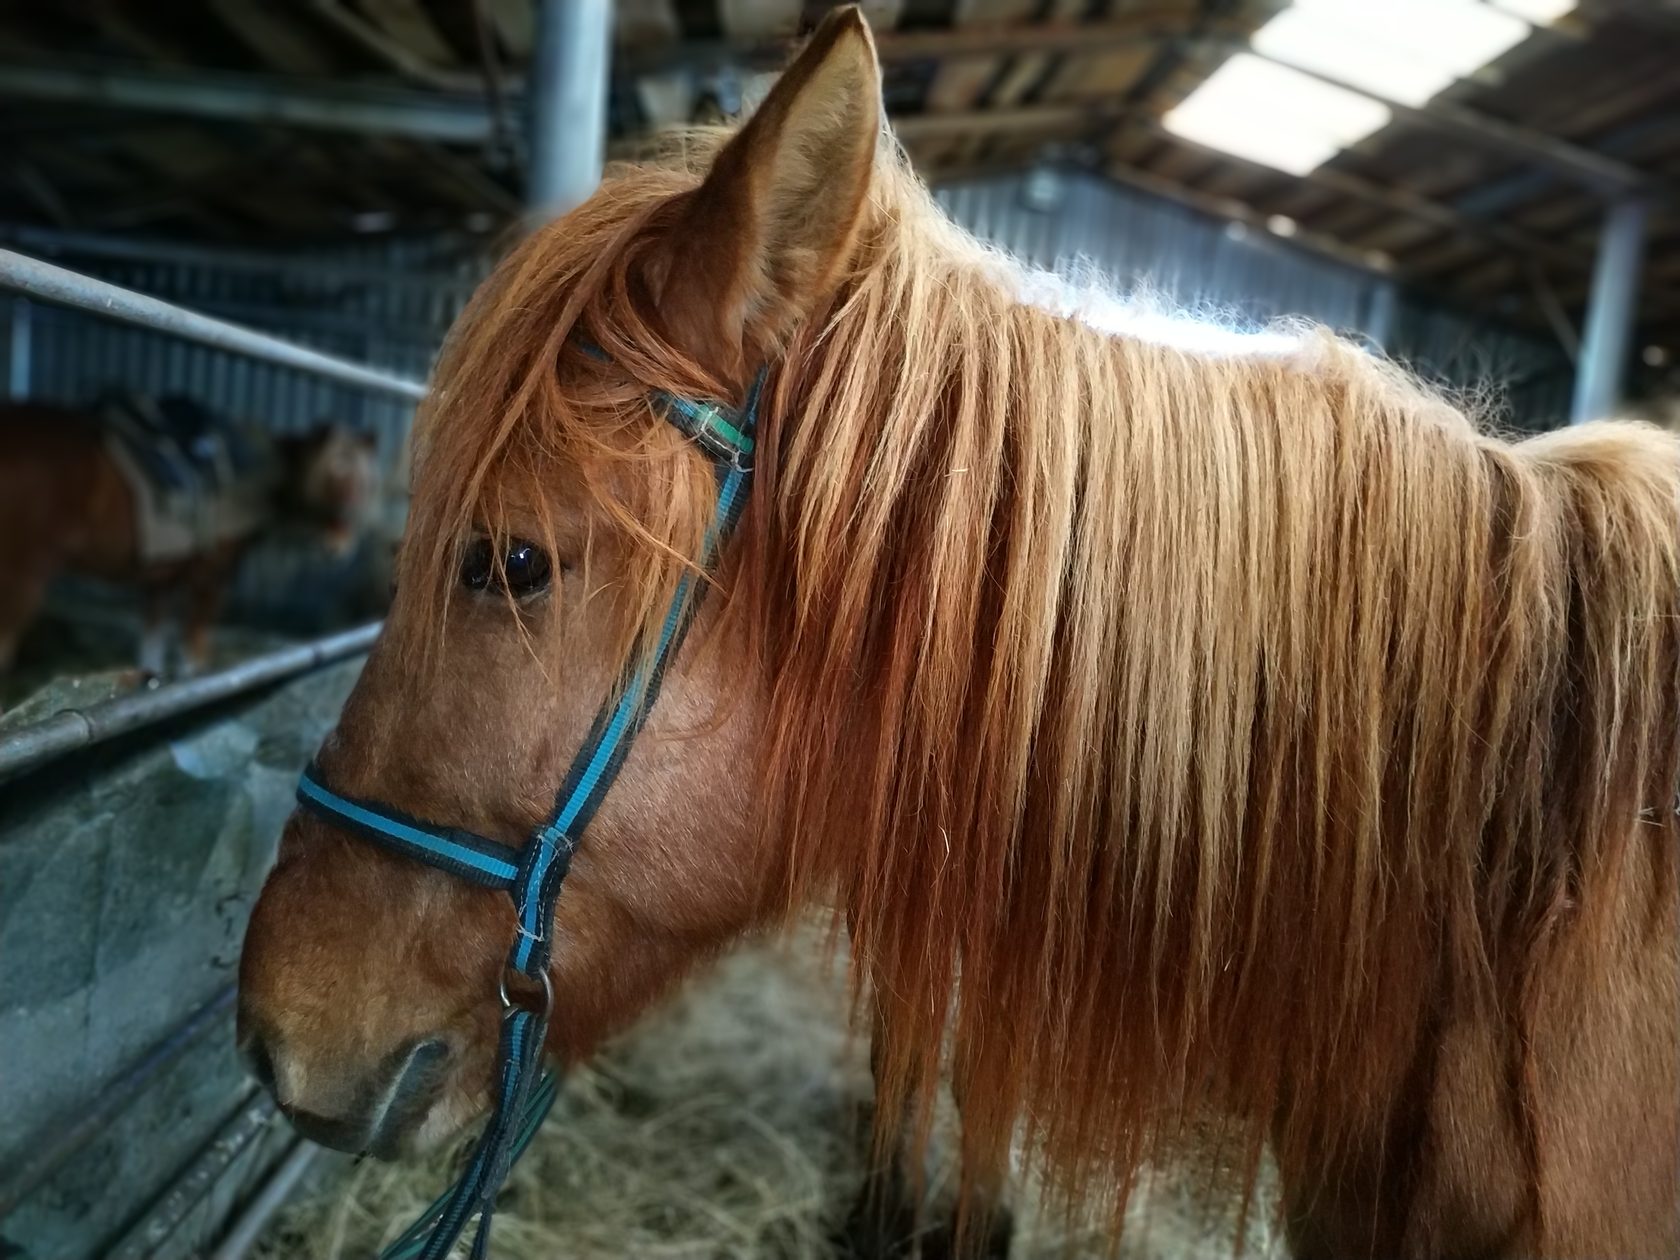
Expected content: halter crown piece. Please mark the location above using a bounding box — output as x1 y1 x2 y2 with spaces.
294 345 763 1260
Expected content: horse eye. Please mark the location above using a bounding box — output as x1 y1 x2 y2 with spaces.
460 537 552 597
460 538 495 591
502 541 552 596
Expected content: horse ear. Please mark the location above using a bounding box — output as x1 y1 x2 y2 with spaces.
652 5 881 377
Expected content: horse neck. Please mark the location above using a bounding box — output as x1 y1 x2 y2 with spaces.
767 281 1680 1178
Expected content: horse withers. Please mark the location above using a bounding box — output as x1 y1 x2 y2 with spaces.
0 394 379 683
237 8 1680 1257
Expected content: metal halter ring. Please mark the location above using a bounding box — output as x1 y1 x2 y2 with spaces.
499 965 554 1019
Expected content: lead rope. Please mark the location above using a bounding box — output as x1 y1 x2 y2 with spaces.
298 363 763 1260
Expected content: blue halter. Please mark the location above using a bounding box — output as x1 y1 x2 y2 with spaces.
293 349 763 1260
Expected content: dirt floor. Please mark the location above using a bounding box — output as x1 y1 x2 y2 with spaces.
254 931 1280 1260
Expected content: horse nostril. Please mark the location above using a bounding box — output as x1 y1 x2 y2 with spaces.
367 1035 454 1158
389 1037 451 1105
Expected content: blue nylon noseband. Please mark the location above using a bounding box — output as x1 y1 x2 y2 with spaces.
294 348 762 1260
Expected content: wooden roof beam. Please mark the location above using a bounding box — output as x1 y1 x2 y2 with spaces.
893 101 1106 143
605 101 1102 161
619 8 1228 72
0 61 498 143
1131 121 1594 278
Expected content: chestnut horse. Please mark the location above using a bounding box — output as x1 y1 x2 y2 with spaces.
0 399 378 680
238 9 1680 1257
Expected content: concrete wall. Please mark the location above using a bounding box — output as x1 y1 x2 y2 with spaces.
0 659 362 1260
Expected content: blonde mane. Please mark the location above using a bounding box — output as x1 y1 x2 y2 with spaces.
400 135 1680 1226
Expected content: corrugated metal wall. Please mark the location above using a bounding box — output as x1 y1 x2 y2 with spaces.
939 169 1381 335
1391 296 1576 428
1 167 1575 534
934 168 1575 429
4 172 1575 451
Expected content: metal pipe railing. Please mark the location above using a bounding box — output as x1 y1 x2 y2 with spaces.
0 211 409 1257
0 248 427 401
206 1140 323 1260
0 621 380 783
104 1089 277 1260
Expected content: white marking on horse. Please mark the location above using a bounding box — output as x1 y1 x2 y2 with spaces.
1013 266 1306 358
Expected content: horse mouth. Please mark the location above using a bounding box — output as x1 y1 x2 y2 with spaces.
279 1102 400 1158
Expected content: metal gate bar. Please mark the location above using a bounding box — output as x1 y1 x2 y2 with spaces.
0 225 418 1260
0 621 380 782
0 247 427 401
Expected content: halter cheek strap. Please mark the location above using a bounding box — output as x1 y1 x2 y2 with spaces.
292 357 762 1260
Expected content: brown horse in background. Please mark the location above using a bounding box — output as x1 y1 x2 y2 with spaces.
238 9 1679 1257
0 399 378 681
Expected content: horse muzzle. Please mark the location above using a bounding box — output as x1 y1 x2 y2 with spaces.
240 1018 456 1159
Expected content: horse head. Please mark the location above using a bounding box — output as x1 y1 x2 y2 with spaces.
275 422 382 557
238 7 881 1157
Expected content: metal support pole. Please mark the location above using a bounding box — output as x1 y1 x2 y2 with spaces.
1571 198 1649 422
104 1092 277 1260
1364 281 1399 354
526 0 612 218
6 295 30 400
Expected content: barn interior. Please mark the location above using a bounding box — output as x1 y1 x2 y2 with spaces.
1 3 1675 1258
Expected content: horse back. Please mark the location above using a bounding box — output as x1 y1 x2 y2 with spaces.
0 403 135 572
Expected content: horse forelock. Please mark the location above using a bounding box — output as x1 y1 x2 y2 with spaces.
396 134 1680 1230
394 149 733 679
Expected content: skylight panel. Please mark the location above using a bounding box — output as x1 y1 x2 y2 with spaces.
1253 6 1457 106
1164 0 1549 177
1163 104 1345 176
1377 0 1530 76
1261 0 1531 91
1162 52 1390 175
1491 0 1577 25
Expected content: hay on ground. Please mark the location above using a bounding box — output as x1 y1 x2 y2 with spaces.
254 930 1278 1259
